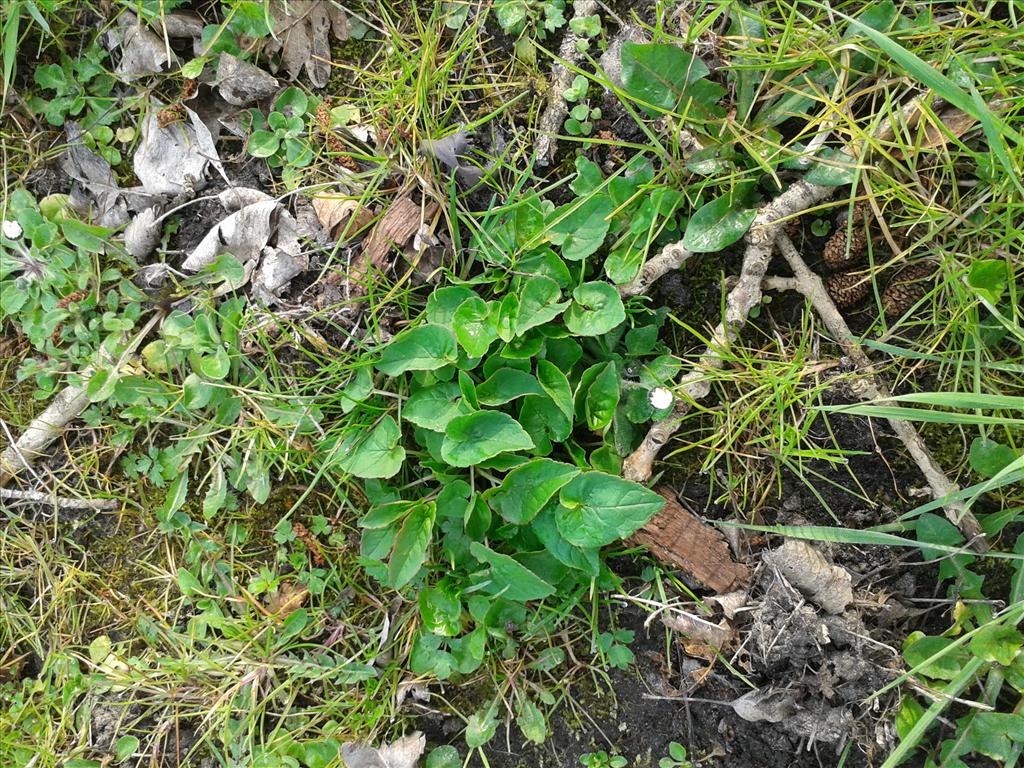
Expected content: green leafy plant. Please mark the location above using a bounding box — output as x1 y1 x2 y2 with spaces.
493 0 566 62
660 741 692 768
246 86 318 184
580 751 627 768
27 39 118 130
563 75 601 136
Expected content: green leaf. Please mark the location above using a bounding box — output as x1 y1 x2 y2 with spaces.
388 501 434 589
426 746 461 768
202 463 227 518
564 282 625 336
183 373 213 409
477 368 544 405
441 411 534 467
61 218 109 252
903 635 965 681
404 382 465 432
969 437 1017 479
197 347 231 380
377 325 458 376
515 276 568 335
969 623 1023 666
86 368 119 402
470 543 556 602
248 129 280 158
340 367 373 413
536 359 574 421
966 259 1008 304
419 579 462 637
682 196 757 253
516 697 547 744
804 148 858 186
486 458 580 524
620 41 725 118
426 285 476 326
556 472 664 547
453 296 498 357
548 195 613 261
584 362 620 431
465 705 500 749
335 416 405 479
114 735 140 763
961 712 1024 761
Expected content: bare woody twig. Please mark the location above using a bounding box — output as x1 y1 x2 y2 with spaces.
622 101 926 483
770 233 986 549
622 176 838 482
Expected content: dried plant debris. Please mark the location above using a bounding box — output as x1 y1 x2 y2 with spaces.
312 195 374 241
264 0 350 88
822 202 871 271
215 53 280 106
108 11 177 80
123 207 162 259
359 195 439 286
182 193 308 304
763 539 853 615
663 612 734 650
339 732 425 768
60 122 130 228
824 271 870 309
882 261 937 318
730 688 799 724
420 128 484 185
134 102 225 197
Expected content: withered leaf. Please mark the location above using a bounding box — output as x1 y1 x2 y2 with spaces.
264 0 350 88
312 195 374 240
356 196 439 288
265 581 308 616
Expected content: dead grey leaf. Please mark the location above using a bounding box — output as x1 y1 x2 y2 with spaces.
112 11 176 81
341 732 425 768
60 122 129 228
264 0 349 88
159 11 205 41
251 211 308 305
707 590 748 620
124 207 162 259
134 103 226 196
420 128 484 186
218 187 275 212
731 688 798 723
133 263 173 293
216 53 280 106
183 200 279 271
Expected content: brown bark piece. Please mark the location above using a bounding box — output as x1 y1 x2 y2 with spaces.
355 196 438 288
630 489 750 593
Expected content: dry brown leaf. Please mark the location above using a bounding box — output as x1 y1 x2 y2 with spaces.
264 0 349 88
312 195 374 240
265 582 309 616
763 539 853 615
662 612 734 649
351 196 439 291
918 107 980 150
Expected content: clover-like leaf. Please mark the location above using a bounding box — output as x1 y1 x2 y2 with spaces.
564 282 626 336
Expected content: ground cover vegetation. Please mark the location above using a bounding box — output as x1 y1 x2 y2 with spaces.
1 0 1023 766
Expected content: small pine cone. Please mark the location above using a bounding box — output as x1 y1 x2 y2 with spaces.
823 202 871 271
882 262 937 319
825 271 870 309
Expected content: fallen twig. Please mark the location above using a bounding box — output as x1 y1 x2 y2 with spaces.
535 0 599 166
0 487 120 511
768 233 986 548
0 312 162 486
622 102 921 483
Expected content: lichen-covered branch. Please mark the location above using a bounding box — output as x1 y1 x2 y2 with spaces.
535 0 598 166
